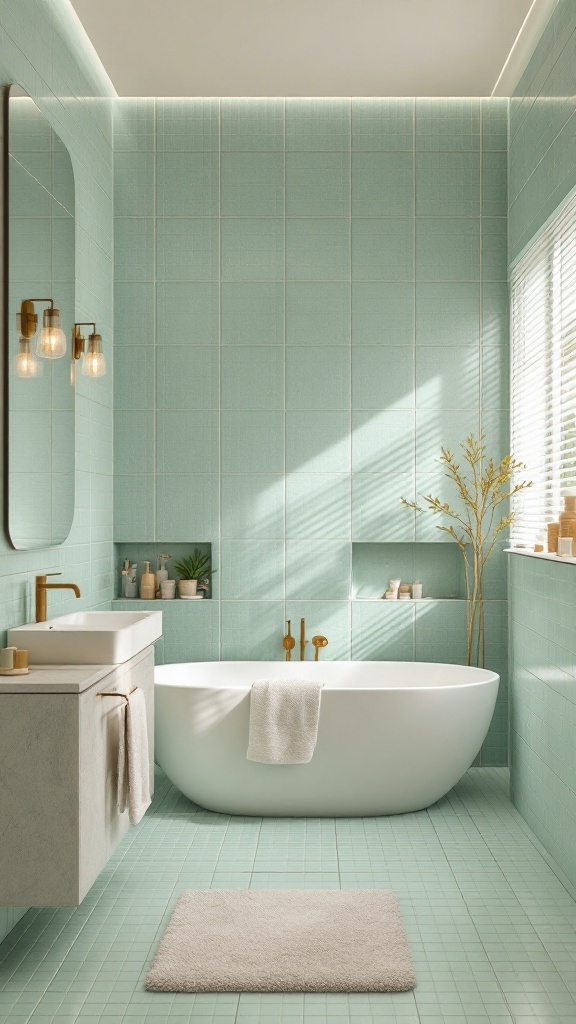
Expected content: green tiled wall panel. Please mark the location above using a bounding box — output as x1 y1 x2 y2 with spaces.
0 0 115 943
114 98 509 776
508 0 576 890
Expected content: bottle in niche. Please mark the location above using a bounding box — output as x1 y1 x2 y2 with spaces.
125 564 138 599
120 557 130 598
140 560 156 600
157 554 171 585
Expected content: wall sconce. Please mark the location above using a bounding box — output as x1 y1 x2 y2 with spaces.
15 336 42 378
19 298 66 359
71 323 106 384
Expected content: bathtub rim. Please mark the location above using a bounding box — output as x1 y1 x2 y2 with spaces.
154 660 500 692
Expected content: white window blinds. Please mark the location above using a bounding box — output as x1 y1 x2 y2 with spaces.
510 191 576 545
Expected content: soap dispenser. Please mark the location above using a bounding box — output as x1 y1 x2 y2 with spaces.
140 560 156 600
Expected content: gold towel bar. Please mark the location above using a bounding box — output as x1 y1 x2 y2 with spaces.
97 687 137 699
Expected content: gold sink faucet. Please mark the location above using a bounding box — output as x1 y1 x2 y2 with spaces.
36 573 81 623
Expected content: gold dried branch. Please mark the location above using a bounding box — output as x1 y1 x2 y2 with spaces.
401 434 532 667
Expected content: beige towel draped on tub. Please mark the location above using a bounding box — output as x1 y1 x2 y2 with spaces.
118 687 151 824
247 680 324 764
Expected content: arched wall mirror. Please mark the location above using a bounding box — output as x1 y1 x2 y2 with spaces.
4 85 76 549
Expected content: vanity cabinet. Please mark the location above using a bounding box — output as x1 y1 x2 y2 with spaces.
0 646 154 906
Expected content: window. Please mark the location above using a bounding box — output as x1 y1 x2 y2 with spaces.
510 192 576 545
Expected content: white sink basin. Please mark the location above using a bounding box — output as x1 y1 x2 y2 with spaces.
8 611 163 665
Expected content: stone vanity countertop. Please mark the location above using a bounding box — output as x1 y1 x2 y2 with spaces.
0 663 117 694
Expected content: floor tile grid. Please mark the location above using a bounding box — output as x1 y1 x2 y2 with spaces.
1 769 576 1022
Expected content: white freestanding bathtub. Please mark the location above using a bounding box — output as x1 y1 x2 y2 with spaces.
155 661 499 817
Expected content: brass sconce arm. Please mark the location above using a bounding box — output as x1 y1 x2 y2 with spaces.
18 298 55 339
71 322 96 360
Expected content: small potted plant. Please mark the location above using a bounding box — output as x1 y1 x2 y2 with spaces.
174 548 216 599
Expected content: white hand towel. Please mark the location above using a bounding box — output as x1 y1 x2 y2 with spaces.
118 687 151 825
247 680 324 764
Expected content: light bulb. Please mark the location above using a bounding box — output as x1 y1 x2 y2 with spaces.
36 307 66 359
15 338 42 378
81 333 106 378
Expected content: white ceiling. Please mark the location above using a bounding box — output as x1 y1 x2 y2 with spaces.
70 0 541 98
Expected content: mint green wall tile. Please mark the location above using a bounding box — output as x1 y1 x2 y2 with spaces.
286 347 350 410
115 411 154 475
221 99 284 152
416 152 480 217
157 98 219 152
352 152 413 217
352 218 413 281
221 411 284 474
156 346 218 408
352 347 414 410
482 151 508 217
481 217 508 281
286 153 350 217
221 601 284 660
415 410 479 474
157 217 219 281
482 346 509 410
481 98 508 152
286 283 350 345
414 601 468 663
352 410 415 474
156 282 220 345
115 345 155 409
115 217 154 281
285 99 350 151
286 473 351 539
115 476 155 542
286 601 351 660
352 99 414 151
482 281 509 347
221 152 284 217
286 540 351 600
157 412 218 475
114 97 155 153
221 218 284 281
416 98 480 151
352 282 414 346
416 282 480 345
157 152 219 216
286 411 350 474
222 283 284 344
221 475 284 539
220 541 284 600
416 347 480 410
160 600 218 663
352 602 415 660
352 473 415 542
416 218 480 281
221 347 284 410
286 218 350 281
114 152 154 216
156 474 219 540
115 283 155 345
481 416 509 477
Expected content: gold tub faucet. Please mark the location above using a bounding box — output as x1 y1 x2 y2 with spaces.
282 620 295 661
36 573 81 623
312 635 329 661
299 617 308 661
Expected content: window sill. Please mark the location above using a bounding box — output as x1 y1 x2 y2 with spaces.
505 547 576 565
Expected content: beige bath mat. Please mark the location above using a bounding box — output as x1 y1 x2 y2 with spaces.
145 889 415 992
